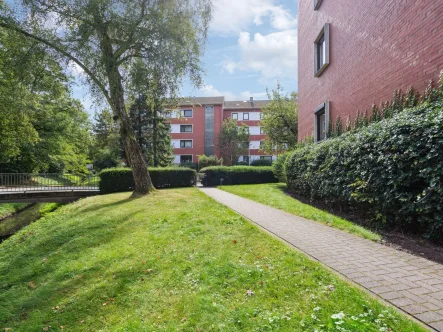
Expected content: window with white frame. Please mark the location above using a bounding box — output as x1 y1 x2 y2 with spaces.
182 109 193 118
314 101 330 143
180 125 193 133
180 140 193 148
232 113 238 120
180 155 193 163
314 23 330 77
243 113 249 120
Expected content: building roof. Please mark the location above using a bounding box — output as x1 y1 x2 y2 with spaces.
178 96 225 106
224 99 271 109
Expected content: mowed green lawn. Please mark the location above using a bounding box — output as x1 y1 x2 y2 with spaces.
0 188 421 331
220 183 380 241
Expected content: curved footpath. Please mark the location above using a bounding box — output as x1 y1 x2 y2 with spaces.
200 187 443 331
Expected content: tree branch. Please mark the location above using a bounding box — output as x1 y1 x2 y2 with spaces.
0 21 112 106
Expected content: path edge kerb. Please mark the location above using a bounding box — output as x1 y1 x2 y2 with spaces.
198 187 434 332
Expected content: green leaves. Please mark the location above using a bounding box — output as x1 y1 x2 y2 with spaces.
286 97 443 240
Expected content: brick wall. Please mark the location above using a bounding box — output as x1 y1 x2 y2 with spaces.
298 0 443 140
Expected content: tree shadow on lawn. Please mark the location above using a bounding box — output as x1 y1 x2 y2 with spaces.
279 184 443 265
0 208 148 328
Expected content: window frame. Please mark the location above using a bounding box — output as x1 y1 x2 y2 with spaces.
180 155 193 163
260 156 273 161
314 0 323 10
314 23 330 77
232 113 238 120
314 101 330 143
182 109 193 118
179 140 193 148
180 124 193 133
243 113 249 120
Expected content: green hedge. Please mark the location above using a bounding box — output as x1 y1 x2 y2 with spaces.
200 166 278 186
272 152 292 182
286 99 443 240
99 167 196 193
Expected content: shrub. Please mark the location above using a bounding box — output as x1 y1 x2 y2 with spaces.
236 161 249 166
273 152 292 182
200 166 277 187
286 98 443 240
197 155 223 170
99 167 196 193
251 159 273 166
179 161 197 170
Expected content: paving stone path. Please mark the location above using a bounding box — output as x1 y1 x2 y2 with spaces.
200 187 443 331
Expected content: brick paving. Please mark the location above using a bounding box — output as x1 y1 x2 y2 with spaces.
200 187 443 331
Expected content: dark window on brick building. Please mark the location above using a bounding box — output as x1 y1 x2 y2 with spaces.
314 0 323 10
232 113 238 120
180 140 193 148
314 102 330 143
180 125 193 133
243 113 249 120
180 155 193 163
314 23 330 77
182 109 193 117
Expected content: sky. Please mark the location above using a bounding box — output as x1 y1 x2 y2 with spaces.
71 0 298 116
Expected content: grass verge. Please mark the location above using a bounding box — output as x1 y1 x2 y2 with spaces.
0 203 61 239
219 183 380 241
0 188 421 331
0 203 29 220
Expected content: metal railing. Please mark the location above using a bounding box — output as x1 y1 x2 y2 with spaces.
0 173 100 193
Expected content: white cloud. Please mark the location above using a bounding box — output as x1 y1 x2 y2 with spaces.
211 0 297 35
223 29 297 84
197 84 267 101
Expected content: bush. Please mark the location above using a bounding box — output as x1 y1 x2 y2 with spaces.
197 155 223 170
200 166 278 187
251 159 273 166
99 167 196 193
236 161 249 166
286 99 443 240
179 161 197 170
273 152 292 182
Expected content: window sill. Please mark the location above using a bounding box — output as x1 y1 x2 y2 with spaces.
315 63 329 77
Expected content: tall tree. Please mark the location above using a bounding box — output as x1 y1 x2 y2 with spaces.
90 108 123 170
0 28 90 173
217 118 249 166
0 0 212 194
129 94 173 167
261 83 298 154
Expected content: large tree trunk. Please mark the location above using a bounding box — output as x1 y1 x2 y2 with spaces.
108 69 154 195
96 21 154 196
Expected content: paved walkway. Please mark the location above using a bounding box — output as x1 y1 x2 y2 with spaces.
200 187 443 331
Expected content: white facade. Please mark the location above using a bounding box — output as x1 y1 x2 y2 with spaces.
231 112 261 121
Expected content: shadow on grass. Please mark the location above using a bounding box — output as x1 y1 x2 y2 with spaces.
281 184 443 265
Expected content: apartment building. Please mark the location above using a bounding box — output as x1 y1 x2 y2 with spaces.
298 0 443 142
168 96 273 164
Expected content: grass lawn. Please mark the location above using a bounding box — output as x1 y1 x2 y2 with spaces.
0 203 60 238
219 183 380 241
0 188 421 331
0 203 29 219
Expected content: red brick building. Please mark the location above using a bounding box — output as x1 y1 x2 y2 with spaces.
168 97 273 164
298 0 443 142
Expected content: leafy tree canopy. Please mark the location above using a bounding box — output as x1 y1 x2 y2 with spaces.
261 83 298 154
0 0 212 194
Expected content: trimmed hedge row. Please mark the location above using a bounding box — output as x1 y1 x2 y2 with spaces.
286 99 443 240
200 166 278 186
99 167 196 193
